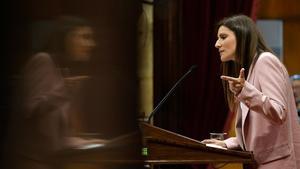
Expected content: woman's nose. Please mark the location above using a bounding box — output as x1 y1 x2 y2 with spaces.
215 40 221 48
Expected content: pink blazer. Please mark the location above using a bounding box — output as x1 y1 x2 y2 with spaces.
224 52 300 169
7 53 70 164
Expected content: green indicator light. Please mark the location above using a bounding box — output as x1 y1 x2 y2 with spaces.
142 147 148 156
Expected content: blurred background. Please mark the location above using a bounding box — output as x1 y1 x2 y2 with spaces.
1 0 300 169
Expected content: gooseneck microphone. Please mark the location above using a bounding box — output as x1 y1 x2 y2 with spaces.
147 65 198 123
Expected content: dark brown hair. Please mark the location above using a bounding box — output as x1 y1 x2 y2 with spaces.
41 16 93 67
217 15 273 111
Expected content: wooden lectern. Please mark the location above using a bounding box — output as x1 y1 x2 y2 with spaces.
56 122 256 169
139 122 256 168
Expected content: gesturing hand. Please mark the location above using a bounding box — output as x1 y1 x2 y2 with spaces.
221 68 245 95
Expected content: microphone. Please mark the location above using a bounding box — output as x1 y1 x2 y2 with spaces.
147 65 198 123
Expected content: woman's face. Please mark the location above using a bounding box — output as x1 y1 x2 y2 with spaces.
215 25 236 62
65 26 96 61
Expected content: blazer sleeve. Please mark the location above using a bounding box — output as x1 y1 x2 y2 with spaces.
237 53 289 124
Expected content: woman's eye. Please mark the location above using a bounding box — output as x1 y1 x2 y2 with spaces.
220 35 227 40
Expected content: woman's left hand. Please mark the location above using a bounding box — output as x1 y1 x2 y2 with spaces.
221 68 245 95
201 139 227 148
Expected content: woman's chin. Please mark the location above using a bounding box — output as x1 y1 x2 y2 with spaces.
220 56 234 62
220 57 228 62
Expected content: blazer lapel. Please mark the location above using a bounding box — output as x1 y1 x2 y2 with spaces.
240 67 255 150
241 102 249 125
241 68 254 127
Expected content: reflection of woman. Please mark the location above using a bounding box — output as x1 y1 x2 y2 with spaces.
5 16 100 169
202 15 300 169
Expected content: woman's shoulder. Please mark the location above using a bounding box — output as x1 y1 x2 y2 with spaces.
254 52 289 77
256 52 282 67
24 52 57 73
31 52 53 62
258 52 279 61
27 52 55 66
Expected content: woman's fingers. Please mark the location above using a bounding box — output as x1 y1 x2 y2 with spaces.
221 75 238 82
239 68 245 79
234 84 243 88
201 139 215 144
221 68 246 95
201 139 218 144
201 139 227 148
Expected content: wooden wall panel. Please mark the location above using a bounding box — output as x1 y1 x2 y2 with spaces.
258 0 300 75
284 21 300 75
258 0 300 19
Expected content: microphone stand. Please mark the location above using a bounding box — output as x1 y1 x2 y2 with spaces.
147 65 197 123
